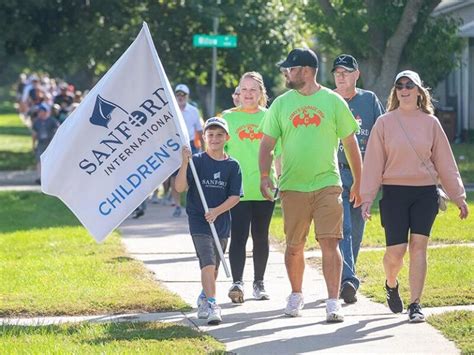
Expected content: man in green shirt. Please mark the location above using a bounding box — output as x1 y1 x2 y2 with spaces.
259 48 362 323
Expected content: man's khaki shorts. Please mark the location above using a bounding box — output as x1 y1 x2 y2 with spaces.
280 186 343 246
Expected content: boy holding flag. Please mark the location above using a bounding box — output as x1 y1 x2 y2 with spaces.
175 117 242 325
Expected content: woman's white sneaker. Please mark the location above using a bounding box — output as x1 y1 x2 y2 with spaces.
228 282 245 303
253 280 270 300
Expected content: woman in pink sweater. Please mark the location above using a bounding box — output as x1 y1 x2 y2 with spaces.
360 70 469 323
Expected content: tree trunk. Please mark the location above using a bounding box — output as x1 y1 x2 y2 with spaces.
319 0 435 104
371 0 425 102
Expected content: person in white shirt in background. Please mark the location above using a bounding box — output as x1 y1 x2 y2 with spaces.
169 84 205 217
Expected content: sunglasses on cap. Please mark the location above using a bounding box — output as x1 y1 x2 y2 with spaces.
395 81 417 90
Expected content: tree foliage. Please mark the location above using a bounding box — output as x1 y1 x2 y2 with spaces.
0 0 309 114
1 1 463 109
307 0 463 100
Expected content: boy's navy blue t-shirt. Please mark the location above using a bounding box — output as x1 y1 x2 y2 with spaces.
186 152 243 239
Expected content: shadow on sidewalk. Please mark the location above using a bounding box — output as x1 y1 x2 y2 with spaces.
197 306 404 354
231 316 404 354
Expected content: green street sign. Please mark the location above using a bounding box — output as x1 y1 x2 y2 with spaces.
193 34 237 48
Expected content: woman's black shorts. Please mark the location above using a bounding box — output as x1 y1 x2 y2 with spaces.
379 185 438 246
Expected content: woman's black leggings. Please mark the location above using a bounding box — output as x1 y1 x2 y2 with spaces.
229 200 275 283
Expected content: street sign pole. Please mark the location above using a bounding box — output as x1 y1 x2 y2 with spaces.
210 16 218 117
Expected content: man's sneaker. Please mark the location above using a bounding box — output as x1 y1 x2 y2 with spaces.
132 209 145 219
172 206 182 217
326 298 344 323
340 282 357 304
207 302 222 325
228 282 244 303
253 280 270 300
385 280 403 313
150 195 160 204
284 292 304 317
196 293 208 319
407 302 425 323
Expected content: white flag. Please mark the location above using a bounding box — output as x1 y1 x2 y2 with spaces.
41 23 190 242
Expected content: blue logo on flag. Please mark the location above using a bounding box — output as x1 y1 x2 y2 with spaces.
90 95 127 128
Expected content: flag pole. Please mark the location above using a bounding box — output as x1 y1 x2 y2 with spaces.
142 22 230 277
188 157 231 278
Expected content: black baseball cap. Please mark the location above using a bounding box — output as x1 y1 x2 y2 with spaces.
278 48 319 68
332 54 358 72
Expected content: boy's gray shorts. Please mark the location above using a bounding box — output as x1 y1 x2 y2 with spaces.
191 234 228 269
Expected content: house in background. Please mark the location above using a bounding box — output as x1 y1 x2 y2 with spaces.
433 0 474 142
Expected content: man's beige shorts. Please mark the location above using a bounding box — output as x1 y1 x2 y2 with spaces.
280 186 343 246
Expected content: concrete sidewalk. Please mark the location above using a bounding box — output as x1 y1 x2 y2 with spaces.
0 170 40 191
119 203 461 354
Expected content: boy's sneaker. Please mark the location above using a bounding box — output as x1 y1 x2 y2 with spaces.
407 302 425 323
150 195 160 204
228 282 244 303
340 282 357 304
253 280 270 300
172 206 182 217
284 292 304 317
207 302 222 325
196 294 208 319
385 280 404 313
326 298 344 323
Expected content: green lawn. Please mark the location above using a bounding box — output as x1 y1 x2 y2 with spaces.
356 246 473 307
0 113 35 170
0 191 189 316
427 311 474 355
270 192 474 249
0 322 225 354
452 143 474 184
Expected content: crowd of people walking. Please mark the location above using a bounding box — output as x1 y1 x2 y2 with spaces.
18 48 468 327
16 73 83 127
173 48 468 326
15 73 84 184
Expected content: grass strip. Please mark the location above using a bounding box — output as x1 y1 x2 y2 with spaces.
452 143 474 184
427 311 474 355
0 114 34 170
356 246 474 307
0 191 189 316
0 322 225 354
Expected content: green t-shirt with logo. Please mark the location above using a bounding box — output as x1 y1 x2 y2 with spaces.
223 107 275 201
262 87 358 192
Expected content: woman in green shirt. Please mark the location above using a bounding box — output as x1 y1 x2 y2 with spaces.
223 72 276 303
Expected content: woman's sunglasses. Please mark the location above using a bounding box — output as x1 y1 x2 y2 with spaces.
395 81 417 90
